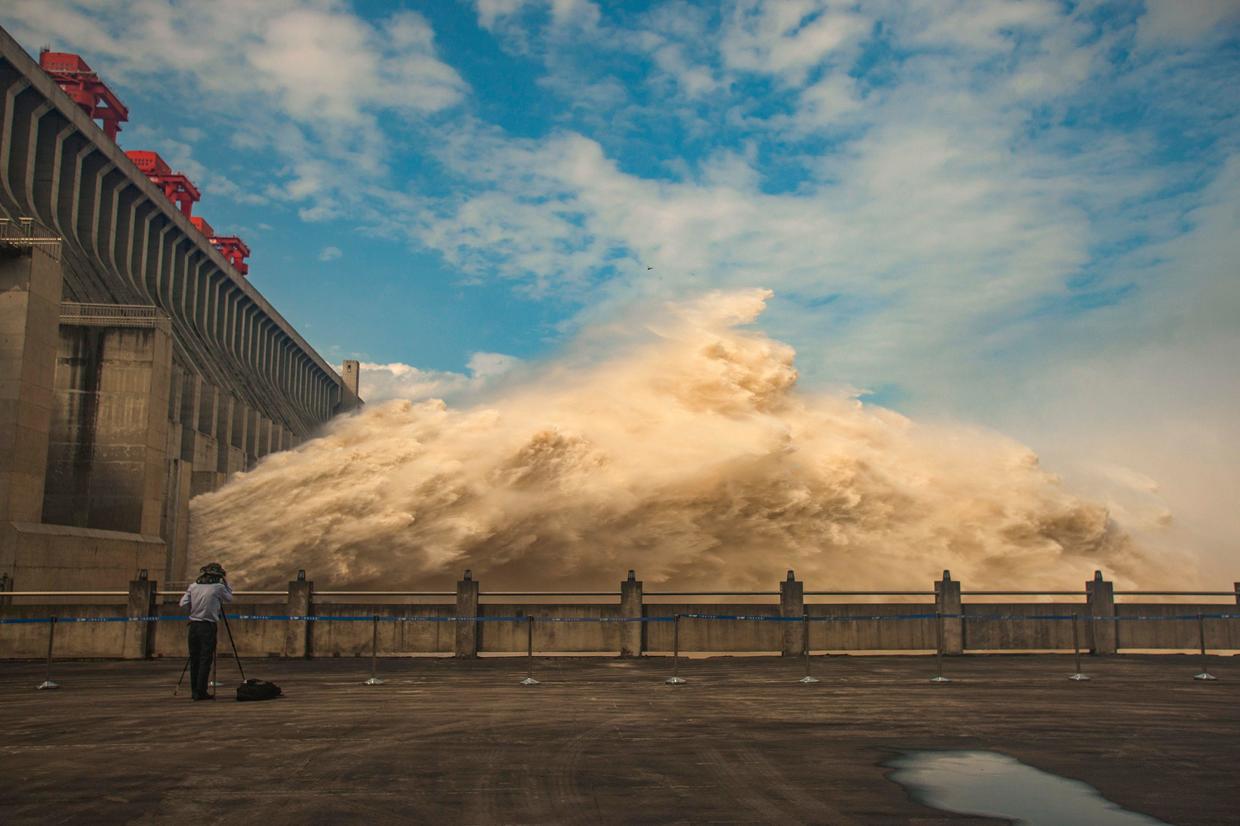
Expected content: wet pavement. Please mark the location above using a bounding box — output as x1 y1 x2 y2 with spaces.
1 654 1237 824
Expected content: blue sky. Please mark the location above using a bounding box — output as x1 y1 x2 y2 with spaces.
5 0 1240 577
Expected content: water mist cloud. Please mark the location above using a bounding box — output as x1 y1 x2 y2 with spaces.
190 290 1165 590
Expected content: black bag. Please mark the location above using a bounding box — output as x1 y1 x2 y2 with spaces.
236 678 282 702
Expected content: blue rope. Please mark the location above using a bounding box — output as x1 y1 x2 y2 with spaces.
1 612 1236 625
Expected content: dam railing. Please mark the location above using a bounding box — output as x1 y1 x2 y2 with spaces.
1 569 1237 662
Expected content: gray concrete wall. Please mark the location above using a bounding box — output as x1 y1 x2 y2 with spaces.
4 594 1238 659
43 323 171 534
1116 604 1240 650
0 604 131 658
647 605 783 652
3 573 1237 660
963 603 1085 650
0 30 359 591
2 522 163 591
311 605 456 657
810 604 938 651
480 604 625 653
0 246 60 527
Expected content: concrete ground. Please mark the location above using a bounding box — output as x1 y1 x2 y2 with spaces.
1 654 1237 825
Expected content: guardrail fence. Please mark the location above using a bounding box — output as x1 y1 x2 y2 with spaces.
2 569 1237 667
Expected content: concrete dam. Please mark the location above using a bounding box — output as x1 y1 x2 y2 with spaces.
0 27 358 591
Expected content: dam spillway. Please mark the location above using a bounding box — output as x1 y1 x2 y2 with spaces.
0 26 358 591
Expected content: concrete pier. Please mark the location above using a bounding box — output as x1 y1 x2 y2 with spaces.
778 569 803 656
0 242 59 527
285 571 312 659
935 569 963 654
1087 570 1117 654
455 570 479 658
619 570 642 657
123 571 156 660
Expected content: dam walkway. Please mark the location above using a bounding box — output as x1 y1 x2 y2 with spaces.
1 654 1237 824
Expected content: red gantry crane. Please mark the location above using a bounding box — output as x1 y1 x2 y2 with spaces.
190 216 250 277
210 235 251 276
42 48 252 278
125 150 201 217
38 50 128 140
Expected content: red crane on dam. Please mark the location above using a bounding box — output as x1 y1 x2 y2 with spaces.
37 50 128 140
124 151 201 217
40 49 252 278
209 235 251 276
190 215 250 276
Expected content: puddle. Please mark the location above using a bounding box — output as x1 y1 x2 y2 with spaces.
886 750 1169 825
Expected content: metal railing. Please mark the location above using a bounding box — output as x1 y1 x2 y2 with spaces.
5 587 1237 599
60 301 170 329
0 216 61 246
1114 591 1236 596
5 610 1236 691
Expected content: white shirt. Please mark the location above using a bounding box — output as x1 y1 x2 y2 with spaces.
179 581 234 622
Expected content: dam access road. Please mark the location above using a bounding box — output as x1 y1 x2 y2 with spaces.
1 654 1237 824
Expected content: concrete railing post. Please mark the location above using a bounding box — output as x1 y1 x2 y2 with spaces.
780 570 804 657
620 569 643 657
1086 570 1116 655
934 570 963 655
125 570 157 660
455 570 480 658
286 569 313 658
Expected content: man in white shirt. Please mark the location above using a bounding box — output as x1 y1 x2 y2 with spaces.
179 562 234 701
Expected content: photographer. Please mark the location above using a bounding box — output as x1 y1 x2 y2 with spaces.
179 562 233 701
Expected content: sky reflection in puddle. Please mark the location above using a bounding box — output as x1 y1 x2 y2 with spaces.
886 750 1170 826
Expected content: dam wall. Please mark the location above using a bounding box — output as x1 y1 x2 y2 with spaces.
0 28 359 590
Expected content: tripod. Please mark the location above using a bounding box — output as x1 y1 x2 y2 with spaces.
173 653 191 696
220 611 247 682
173 613 244 696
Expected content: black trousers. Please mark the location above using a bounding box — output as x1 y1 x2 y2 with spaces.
187 621 218 699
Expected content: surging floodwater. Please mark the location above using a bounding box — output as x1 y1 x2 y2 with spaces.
190 290 1162 589
886 750 1170 825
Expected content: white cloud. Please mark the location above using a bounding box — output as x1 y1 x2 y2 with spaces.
1136 0 1240 48
476 0 600 32
318 246 342 262
795 74 863 126
467 351 522 378
900 0 1061 52
7 1 467 125
5 0 467 223
721 0 870 85
476 0 538 31
347 354 521 403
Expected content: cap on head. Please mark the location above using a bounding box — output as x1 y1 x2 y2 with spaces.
200 562 226 577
